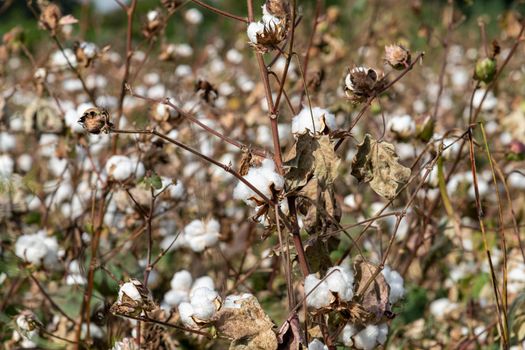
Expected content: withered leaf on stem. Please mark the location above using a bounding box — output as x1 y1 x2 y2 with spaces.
351 134 411 199
353 260 391 324
213 296 277 350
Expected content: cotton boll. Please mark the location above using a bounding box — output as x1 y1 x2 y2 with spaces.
185 8 203 24
247 22 265 44
118 281 142 302
66 260 86 285
354 324 379 350
48 157 69 177
341 324 357 346
170 270 193 291
223 293 253 309
183 219 220 252
17 154 33 172
388 114 416 139
160 233 187 252
429 298 458 320
15 231 58 267
382 266 404 304
164 290 189 307
65 108 84 133
304 274 331 309
105 155 133 181
472 89 497 111
190 287 220 320
377 323 388 344
308 339 328 350
325 265 354 301
0 132 16 152
291 107 337 135
233 159 284 206
226 49 243 64
178 302 196 327
0 154 14 178
190 276 215 297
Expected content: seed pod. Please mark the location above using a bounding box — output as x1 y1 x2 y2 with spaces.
78 107 113 134
384 44 411 70
474 58 497 83
39 3 62 35
344 66 385 103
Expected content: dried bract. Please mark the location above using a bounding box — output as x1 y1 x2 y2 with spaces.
384 44 411 69
344 66 386 103
78 107 113 134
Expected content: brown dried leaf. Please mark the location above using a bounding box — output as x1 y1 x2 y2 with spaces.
213 296 277 350
351 134 411 199
353 260 391 324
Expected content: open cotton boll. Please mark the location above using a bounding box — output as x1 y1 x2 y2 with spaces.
0 154 14 178
354 324 380 350
388 114 416 139
190 287 220 320
233 159 284 206
183 219 220 252
185 8 203 24
325 265 354 301
382 266 404 304
377 323 388 345
473 89 497 111
190 276 215 297
15 231 58 267
178 302 197 327
0 132 16 152
105 155 134 181
308 339 328 350
223 293 253 309
304 274 331 309
164 289 189 307
118 281 142 302
429 298 458 320
291 107 336 135
341 324 357 346
170 270 193 291
247 22 265 44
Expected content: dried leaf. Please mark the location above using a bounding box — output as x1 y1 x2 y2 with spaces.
276 313 305 350
213 296 277 350
353 260 391 324
304 237 333 274
351 134 411 199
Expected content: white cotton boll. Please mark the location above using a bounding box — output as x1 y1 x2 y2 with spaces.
233 159 284 206
304 274 331 309
39 134 59 157
63 79 83 92
0 132 16 152
183 219 220 252
65 108 85 133
468 179 489 200
382 266 404 304
50 49 77 69
170 270 193 291
508 262 525 294
185 8 203 24
147 10 159 22
377 323 388 344
291 107 337 135
354 324 379 350
325 266 354 301
388 114 416 139
178 302 196 327
118 281 142 302
226 49 243 64
17 154 32 172
223 293 253 309
160 233 187 251
308 339 328 350
247 22 265 44
473 89 497 111
344 194 358 209
237 75 255 92
190 287 219 320
175 64 192 77
105 155 133 181
0 154 14 178
190 276 215 297
66 260 86 285
147 84 166 99
451 67 470 88
341 324 357 346
429 298 458 320
9 117 24 131
48 157 68 177
164 289 189 307
15 231 58 267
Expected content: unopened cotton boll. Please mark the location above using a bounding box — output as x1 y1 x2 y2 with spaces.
354 324 380 350
308 339 328 350
291 107 337 135
382 265 404 304
304 274 331 309
325 265 354 301
183 219 220 252
233 159 284 206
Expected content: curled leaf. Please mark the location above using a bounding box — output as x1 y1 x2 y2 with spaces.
351 134 411 199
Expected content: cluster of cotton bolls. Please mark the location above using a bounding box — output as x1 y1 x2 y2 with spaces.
233 159 284 207
163 270 216 308
304 264 355 309
176 277 221 327
340 323 389 350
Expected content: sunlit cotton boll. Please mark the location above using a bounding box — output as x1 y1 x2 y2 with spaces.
190 276 215 297
247 22 265 44
15 230 58 267
0 132 16 152
178 302 197 327
381 265 405 303
185 8 203 24
429 297 458 320
472 89 497 111
387 114 416 139
308 339 328 350
291 107 336 135
353 323 388 350
223 293 253 309
233 159 284 206
341 324 357 346
104 155 144 181
304 274 331 309
325 265 354 301
189 287 220 320
182 219 220 252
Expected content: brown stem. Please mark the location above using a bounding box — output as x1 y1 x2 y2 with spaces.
190 0 248 23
